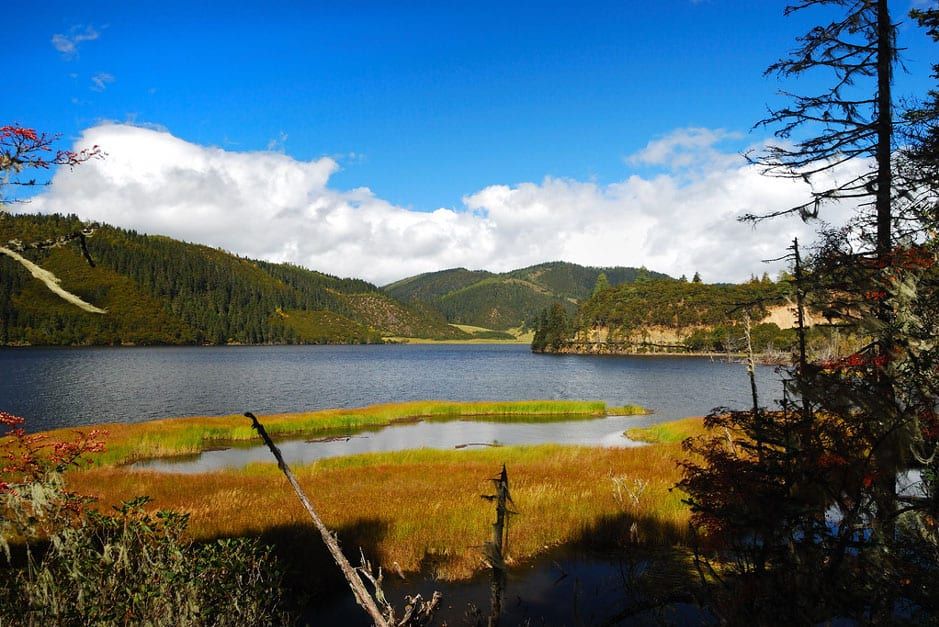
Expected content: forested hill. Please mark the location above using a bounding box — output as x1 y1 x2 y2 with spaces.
384 261 672 330
0 213 468 346
531 276 807 354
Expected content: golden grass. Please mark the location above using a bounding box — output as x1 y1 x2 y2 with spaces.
67 440 690 581
43 400 622 466
607 404 651 416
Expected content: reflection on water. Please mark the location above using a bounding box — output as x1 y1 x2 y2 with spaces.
310 548 709 626
1 344 781 432
133 414 657 473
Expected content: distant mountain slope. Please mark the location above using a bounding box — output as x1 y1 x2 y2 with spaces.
385 261 673 330
506 262 670 302
0 213 468 345
384 268 496 303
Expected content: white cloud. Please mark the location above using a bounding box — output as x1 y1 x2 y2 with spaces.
26 123 858 286
628 127 744 171
51 25 100 59
90 72 115 92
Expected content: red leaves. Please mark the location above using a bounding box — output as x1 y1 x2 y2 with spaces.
817 452 848 470
0 410 25 426
918 407 939 440
2 410 108 482
0 125 38 141
1 123 104 199
818 351 889 373
889 245 936 271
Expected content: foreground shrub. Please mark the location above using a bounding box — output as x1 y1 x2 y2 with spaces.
1 411 288 626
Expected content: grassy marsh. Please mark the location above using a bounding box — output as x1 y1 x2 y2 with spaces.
67 438 693 581
45 400 648 467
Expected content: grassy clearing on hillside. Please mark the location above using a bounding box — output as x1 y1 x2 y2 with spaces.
67 439 691 581
387 336 527 344
276 309 382 344
47 400 631 466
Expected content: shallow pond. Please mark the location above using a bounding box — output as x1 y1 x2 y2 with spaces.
133 413 660 473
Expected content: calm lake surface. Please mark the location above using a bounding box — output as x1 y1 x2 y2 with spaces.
0 344 781 432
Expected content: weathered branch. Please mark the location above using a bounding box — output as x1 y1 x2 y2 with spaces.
246 411 442 627
244 412 391 627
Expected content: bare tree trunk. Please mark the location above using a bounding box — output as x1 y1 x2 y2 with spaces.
483 465 511 627
245 412 390 627
876 0 893 256
874 0 899 571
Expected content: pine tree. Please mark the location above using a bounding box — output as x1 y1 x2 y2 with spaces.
678 1 939 621
591 272 610 297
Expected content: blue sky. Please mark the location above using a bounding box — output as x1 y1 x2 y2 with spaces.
9 1 939 283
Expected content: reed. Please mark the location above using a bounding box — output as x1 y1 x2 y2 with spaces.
626 416 706 444
66 426 693 581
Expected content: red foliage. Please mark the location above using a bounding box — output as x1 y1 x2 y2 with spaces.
818 351 889 373
1 410 107 493
918 408 939 440
0 410 25 427
817 452 849 470
0 126 38 142
0 123 103 198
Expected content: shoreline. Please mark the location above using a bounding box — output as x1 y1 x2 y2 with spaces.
535 345 792 364
0 338 530 349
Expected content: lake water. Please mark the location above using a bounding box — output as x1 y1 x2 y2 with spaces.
0 344 782 432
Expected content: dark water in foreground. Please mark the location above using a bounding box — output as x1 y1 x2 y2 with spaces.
0 344 781 432
312 548 708 626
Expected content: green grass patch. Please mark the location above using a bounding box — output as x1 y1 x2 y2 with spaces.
626 417 705 444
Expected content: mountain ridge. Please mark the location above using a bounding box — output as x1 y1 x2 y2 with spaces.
0 213 467 346
385 261 672 330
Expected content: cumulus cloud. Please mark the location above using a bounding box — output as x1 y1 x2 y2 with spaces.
51 25 100 59
27 123 857 285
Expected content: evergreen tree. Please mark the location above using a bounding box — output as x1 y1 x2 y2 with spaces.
678 1 939 622
530 303 570 352
591 272 610 297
